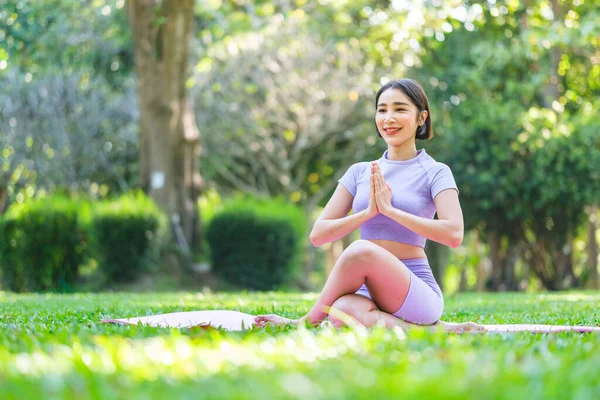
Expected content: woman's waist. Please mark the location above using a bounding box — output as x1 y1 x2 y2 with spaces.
367 239 427 260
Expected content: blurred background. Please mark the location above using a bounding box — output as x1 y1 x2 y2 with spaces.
0 0 598 295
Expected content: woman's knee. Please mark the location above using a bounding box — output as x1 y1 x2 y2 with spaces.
329 294 377 328
338 240 378 266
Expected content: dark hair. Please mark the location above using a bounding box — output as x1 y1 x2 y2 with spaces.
374 78 433 140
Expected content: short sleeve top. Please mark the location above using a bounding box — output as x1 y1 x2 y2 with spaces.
337 148 459 248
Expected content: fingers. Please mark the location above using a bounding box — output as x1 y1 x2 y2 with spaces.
372 163 384 190
371 162 391 196
370 163 377 190
370 166 376 195
370 175 375 199
372 162 390 195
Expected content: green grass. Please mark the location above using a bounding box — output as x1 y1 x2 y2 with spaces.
0 291 599 399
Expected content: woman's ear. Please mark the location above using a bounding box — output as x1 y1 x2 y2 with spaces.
419 110 428 125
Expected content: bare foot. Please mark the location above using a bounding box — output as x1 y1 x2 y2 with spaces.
254 314 305 328
433 320 486 334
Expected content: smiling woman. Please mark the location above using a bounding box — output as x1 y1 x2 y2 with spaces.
375 79 432 143
254 78 469 331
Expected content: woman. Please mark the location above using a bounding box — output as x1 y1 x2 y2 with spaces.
255 78 480 333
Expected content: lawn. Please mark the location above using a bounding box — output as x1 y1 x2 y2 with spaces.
0 291 599 399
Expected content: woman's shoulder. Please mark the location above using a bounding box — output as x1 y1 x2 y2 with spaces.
345 161 372 174
419 154 452 183
417 152 454 178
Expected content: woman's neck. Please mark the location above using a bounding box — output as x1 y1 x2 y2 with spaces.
386 143 418 161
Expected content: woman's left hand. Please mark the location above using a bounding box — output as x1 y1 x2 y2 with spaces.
372 161 394 216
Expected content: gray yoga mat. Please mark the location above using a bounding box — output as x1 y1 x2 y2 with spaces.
101 310 600 333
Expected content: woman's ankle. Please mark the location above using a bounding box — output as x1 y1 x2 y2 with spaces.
305 312 328 326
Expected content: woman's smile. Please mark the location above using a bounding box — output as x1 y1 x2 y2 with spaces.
383 127 401 135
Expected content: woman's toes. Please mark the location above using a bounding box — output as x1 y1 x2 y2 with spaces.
252 314 294 327
457 322 486 334
253 314 275 327
465 322 483 331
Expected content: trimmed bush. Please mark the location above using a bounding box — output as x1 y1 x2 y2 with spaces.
206 196 307 290
90 191 165 282
0 196 87 292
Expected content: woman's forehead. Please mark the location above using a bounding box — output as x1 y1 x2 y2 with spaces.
378 88 412 105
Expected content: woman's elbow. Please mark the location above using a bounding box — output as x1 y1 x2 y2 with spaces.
449 230 464 248
309 231 323 247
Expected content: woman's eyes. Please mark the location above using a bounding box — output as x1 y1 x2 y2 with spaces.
378 109 406 113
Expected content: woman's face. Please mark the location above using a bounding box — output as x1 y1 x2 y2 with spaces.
375 88 427 145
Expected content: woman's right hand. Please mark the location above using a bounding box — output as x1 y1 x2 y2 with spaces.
366 162 379 218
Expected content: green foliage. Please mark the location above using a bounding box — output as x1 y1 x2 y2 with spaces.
0 0 137 206
197 188 223 225
90 191 166 283
227 194 309 252
0 0 133 86
2 0 599 291
0 196 87 292
206 196 307 290
0 70 139 204
414 3 600 288
0 291 599 398
194 18 376 209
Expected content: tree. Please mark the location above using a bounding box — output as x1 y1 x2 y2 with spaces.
194 22 375 212
192 19 381 286
415 0 600 290
0 0 133 87
0 71 138 210
0 0 135 211
127 0 203 261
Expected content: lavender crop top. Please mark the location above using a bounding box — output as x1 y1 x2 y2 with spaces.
338 148 459 248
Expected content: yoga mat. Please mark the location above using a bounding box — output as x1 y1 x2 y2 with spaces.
101 310 256 331
480 324 600 333
101 310 600 333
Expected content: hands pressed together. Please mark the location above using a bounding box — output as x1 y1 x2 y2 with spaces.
367 161 394 218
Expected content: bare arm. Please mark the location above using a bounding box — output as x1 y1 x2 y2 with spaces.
372 162 463 248
382 189 464 248
309 182 377 247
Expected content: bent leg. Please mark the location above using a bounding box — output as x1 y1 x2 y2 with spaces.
304 240 412 325
255 240 484 330
328 294 381 328
255 240 412 327
328 294 411 329
329 294 484 333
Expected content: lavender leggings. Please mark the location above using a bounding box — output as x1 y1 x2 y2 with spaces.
355 257 443 325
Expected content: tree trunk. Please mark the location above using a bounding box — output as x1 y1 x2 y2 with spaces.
458 268 468 292
502 243 520 291
486 231 521 291
527 239 556 290
127 0 203 263
474 232 489 292
587 205 598 289
0 185 7 215
555 234 579 288
487 231 506 291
